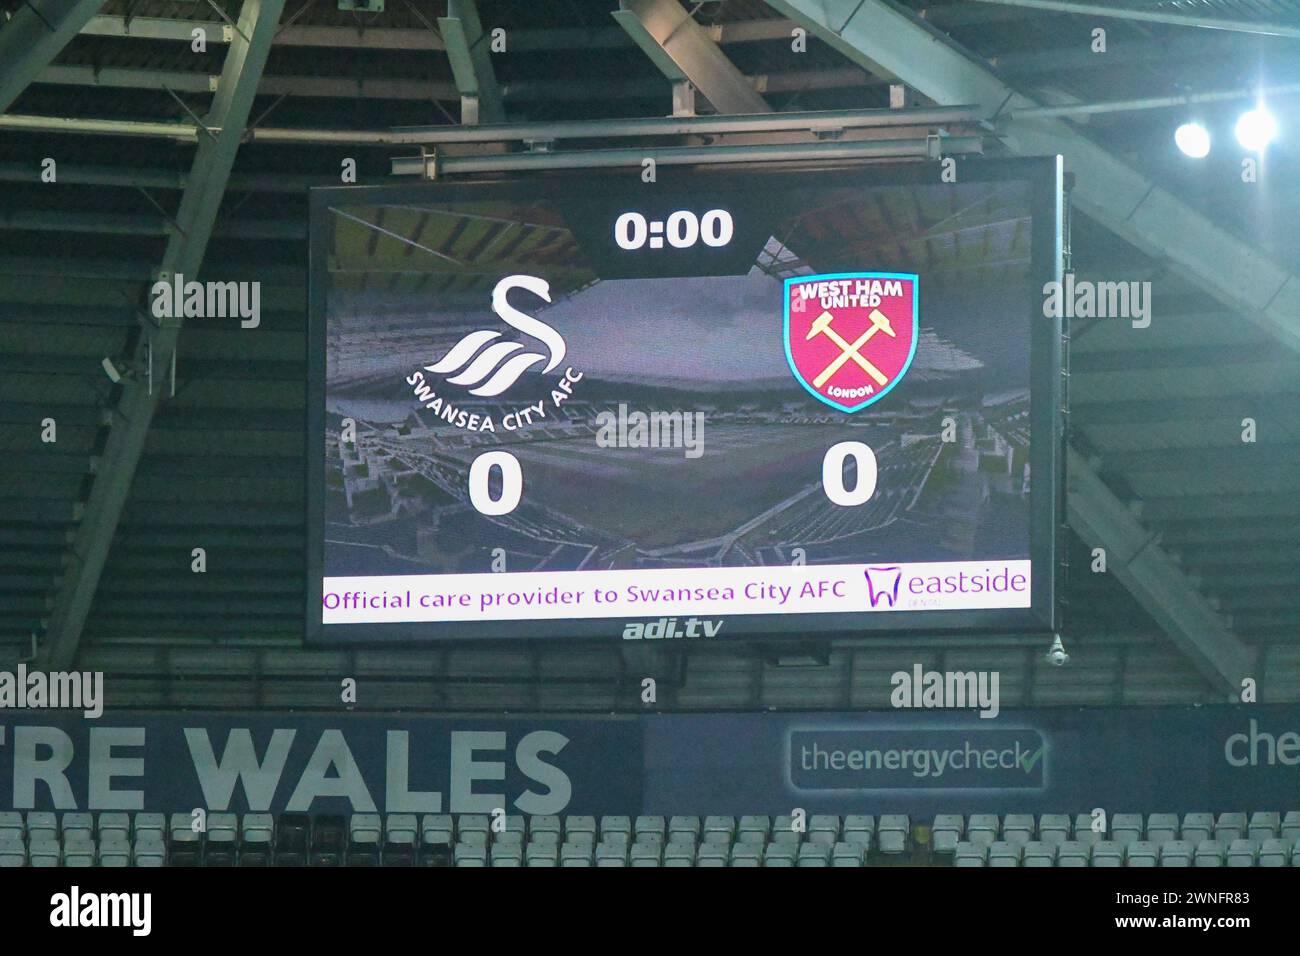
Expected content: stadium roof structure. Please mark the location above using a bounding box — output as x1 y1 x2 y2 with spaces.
1 0 1297 709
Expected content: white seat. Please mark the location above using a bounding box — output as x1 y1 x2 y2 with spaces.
737 815 770 845
988 841 1022 867
1258 838 1290 867
1126 841 1159 867
1160 840 1195 866
953 842 987 867
454 843 487 867
1002 814 1035 845
1146 813 1179 844
1215 812 1247 843
63 836 96 867
1056 841 1091 867
1112 813 1143 844
599 815 631 843
634 815 665 845
421 814 454 846
1181 813 1213 845
771 814 802 845
764 843 797 867
496 815 526 845
1091 842 1125 867
490 843 523 867
702 816 735 845
797 842 831 867
731 843 763 867
967 814 999 846
458 815 490 844
842 815 875 847
208 812 239 843
1248 812 1279 842
26 811 57 843
668 815 700 844
0 837 26 867
1022 841 1056 867
243 813 274 844
931 814 964 853
134 813 166 841
1072 813 1102 845
1226 838 1258 867
29 838 61 867
697 843 730 867
662 843 695 867
630 843 662 867
565 816 597 844
62 812 95 842
526 842 558 867
808 814 841 846
99 837 131 867
132 834 165 867
169 812 200 843
560 842 592 866
1281 811 1300 843
0 813 23 840
877 815 909 853
530 815 561 845
1194 840 1224 867
1038 814 1070 845
595 841 628 867
831 842 864 866
385 814 417 845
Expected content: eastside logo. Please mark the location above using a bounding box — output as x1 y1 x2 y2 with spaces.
407 274 584 434
783 272 918 413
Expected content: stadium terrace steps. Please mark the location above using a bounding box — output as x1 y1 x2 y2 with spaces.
0 810 1296 866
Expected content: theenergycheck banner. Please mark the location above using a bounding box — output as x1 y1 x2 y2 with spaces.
1 706 1295 814
322 561 1032 624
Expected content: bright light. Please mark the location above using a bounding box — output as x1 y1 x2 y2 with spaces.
1235 108 1277 152
1175 122 1211 158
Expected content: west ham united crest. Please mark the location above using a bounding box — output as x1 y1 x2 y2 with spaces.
783 272 919 413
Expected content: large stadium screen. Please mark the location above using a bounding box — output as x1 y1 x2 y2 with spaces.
307 159 1063 643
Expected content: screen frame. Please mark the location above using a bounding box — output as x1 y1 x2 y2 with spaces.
305 156 1064 645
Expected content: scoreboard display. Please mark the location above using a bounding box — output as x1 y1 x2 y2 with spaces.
307 158 1063 643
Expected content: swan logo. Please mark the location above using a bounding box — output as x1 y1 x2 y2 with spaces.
427 274 566 397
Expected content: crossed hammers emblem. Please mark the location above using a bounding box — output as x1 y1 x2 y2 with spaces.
806 308 896 389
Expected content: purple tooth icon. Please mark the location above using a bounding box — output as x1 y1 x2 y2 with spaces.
864 566 902 608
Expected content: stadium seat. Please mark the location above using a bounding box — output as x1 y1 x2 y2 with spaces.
668 815 700 845
244 813 275 845
1038 814 1071 845
1112 814 1143 844
968 814 999 845
953 842 987 867
206 825 239 867
421 814 454 848
1002 814 1036 845
737 816 770 845
312 815 348 865
843 815 875 847
1248 812 1280 842
497 815 527 845
27 812 57 843
988 841 1022 867
702 816 735 844
133 835 166 867
560 842 592 867
100 837 132 867
530 815 561 845
1146 813 1179 844
135 812 166 843
458 815 490 846
931 814 964 853
29 838 61 867
491 843 523 867
1055 841 1091 867
697 843 730 867
1072 813 1102 845
526 843 559 867
1181 813 1214 845
454 843 487 867
1281 811 1300 843
764 843 797 867
808 814 841 846
1194 840 1224 867
1022 842 1056 867
0 813 23 845
730 843 762 867
634 815 665 845
274 813 310 865
599 815 631 844
385 814 417 845
877 815 910 853
828 842 862 867
565 816 597 844
1216 812 1247 843
62 812 95 843
383 830 416 867
1160 840 1195 867
1226 839 1258 867
662 843 695 867
1258 838 1290 867
1126 841 1159 867
771 814 801 845
0 838 24 868
1091 842 1125 867
630 843 662 867
595 841 628 867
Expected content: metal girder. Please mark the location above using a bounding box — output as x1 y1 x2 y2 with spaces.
1066 451 1254 695
437 0 504 125
38 0 286 671
967 0 1300 40
766 0 1300 354
613 0 771 114
0 0 107 112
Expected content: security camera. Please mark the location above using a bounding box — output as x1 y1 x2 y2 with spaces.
1045 635 1070 667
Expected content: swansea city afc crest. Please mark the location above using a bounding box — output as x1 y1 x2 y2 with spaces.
783 272 918 413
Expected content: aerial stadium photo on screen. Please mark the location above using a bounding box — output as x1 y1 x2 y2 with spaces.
308 161 1061 642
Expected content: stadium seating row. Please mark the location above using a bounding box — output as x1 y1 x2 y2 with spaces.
954 838 1300 867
